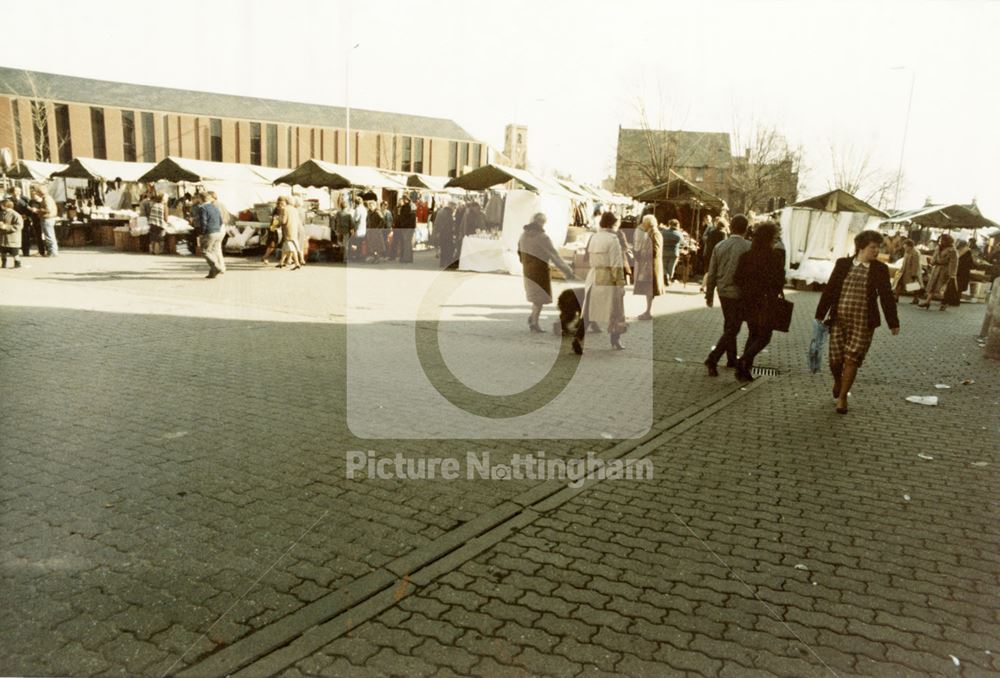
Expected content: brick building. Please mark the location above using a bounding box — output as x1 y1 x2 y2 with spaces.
0 67 486 177
614 127 798 213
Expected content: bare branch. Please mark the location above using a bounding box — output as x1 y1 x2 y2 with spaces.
827 141 898 210
729 118 800 213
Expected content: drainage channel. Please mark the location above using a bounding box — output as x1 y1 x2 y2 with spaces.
176 376 769 678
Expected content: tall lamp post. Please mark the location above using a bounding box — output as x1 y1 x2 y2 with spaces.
345 42 360 166
890 66 916 213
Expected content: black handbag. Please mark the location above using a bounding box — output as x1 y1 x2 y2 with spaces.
770 293 794 333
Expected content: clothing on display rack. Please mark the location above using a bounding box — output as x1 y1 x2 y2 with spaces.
485 191 504 228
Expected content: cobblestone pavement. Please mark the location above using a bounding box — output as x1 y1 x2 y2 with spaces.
1 249 997 677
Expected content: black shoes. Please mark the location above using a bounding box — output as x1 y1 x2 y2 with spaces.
704 360 719 377
735 359 754 382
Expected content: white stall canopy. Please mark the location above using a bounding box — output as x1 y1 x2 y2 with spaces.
136 156 335 213
4 160 68 181
272 159 406 190
446 163 576 200
52 157 155 182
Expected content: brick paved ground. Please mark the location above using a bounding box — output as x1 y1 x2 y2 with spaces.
1 249 997 677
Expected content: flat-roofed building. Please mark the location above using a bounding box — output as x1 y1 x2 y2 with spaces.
0 67 486 176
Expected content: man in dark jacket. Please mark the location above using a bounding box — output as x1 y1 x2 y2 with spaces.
393 195 416 263
703 215 750 375
659 219 683 285
435 202 457 269
9 186 36 257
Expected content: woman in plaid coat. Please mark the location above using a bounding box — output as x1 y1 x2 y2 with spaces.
815 230 900 414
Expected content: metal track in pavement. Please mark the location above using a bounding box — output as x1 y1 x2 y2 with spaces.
175 377 770 678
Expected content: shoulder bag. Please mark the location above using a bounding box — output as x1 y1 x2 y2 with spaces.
770 291 794 333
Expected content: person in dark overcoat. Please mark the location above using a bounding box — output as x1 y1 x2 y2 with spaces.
518 212 575 332
435 202 457 269
732 222 786 382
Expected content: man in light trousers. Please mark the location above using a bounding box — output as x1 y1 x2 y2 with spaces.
198 192 226 279
32 185 59 257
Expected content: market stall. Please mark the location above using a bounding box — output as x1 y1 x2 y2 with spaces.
633 171 726 231
881 202 999 247
633 172 724 277
446 164 576 275
51 157 155 246
781 189 887 285
881 202 1000 301
138 156 291 213
140 157 330 255
273 159 408 260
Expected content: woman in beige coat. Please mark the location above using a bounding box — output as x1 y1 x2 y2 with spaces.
632 214 664 319
573 212 627 354
893 239 923 303
919 234 958 310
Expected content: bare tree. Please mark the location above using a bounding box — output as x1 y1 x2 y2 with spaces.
619 100 678 189
827 141 899 211
729 120 801 214
5 71 69 163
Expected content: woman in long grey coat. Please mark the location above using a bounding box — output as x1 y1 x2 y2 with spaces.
1 198 25 269
518 212 575 332
632 214 664 319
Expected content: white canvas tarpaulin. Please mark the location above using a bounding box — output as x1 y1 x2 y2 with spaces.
6 160 67 180
458 190 570 274
781 207 882 284
273 160 406 190
53 157 154 182
499 189 571 276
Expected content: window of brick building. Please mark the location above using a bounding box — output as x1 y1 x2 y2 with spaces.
90 107 107 159
54 104 73 163
413 138 424 173
162 115 170 155
210 118 222 162
448 141 457 178
139 112 154 162
250 122 262 165
121 110 137 161
401 136 412 172
266 124 277 167
471 143 482 169
11 100 23 159
31 101 50 161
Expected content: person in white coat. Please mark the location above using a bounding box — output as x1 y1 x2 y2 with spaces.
573 211 628 354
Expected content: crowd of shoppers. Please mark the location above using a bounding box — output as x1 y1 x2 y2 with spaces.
1 184 58 260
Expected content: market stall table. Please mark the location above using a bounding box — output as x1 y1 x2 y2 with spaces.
459 235 509 272
89 218 130 246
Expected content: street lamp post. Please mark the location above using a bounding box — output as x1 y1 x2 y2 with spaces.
891 66 916 213
346 42 360 166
